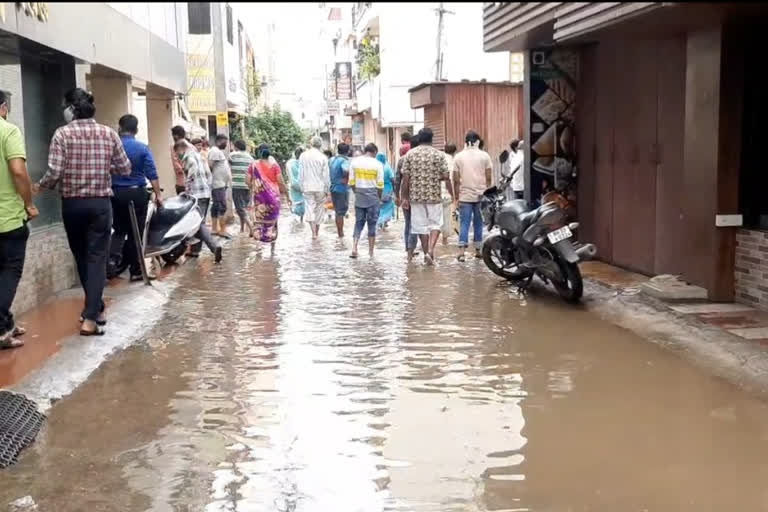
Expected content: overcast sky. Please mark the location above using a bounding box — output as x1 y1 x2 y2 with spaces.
238 3 332 101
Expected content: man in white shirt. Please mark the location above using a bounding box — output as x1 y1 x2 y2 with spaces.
509 139 525 200
349 143 384 258
453 130 493 262
299 136 330 239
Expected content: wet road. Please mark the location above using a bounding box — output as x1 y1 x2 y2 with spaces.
4 216 768 511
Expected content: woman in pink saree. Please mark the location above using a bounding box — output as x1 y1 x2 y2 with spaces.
246 145 290 252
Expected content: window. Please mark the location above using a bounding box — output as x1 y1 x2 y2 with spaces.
226 4 233 45
188 3 211 34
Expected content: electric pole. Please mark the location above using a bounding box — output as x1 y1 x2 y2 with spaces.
434 3 454 81
211 2 229 138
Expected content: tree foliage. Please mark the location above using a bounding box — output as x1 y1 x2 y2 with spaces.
242 105 305 166
356 34 380 81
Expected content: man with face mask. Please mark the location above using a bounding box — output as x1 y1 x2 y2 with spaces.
0 91 37 349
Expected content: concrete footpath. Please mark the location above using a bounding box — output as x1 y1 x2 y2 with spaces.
3 256 768 411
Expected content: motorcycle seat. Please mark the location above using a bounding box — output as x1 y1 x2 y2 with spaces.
151 196 196 227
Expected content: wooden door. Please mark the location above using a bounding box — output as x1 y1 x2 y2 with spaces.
610 38 658 274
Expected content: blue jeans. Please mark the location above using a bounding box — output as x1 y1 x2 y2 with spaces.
458 201 483 247
353 204 380 239
403 207 418 250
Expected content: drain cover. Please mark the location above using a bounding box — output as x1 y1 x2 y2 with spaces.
0 391 46 468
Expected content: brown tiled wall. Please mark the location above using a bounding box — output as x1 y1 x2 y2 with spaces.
735 229 768 308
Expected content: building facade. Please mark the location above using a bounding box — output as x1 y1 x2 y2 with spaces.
483 2 768 305
348 2 511 162
1 2 186 315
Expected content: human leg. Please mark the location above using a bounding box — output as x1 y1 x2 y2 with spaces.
0 225 29 341
332 191 348 238
366 203 379 256
471 201 484 257
457 202 473 260
82 199 112 323
351 206 366 257
122 188 149 277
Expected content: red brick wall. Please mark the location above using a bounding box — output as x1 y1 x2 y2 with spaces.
735 229 768 308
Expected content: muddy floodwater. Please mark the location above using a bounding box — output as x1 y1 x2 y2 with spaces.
3 217 768 511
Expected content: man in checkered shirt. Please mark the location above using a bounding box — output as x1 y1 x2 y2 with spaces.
35 88 131 336
173 139 222 262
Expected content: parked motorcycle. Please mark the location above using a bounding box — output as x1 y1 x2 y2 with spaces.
143 193 203 265
479 175 597 303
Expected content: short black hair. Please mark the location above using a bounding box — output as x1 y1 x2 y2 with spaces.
171 125 186 139
418 128 433 145
479 139 485 150
118 114 139 135
337 142 350 156
215 133 228 143
64 88 95 119
401 132 411 143
465 130 481 146
324 149 333 159
444 143 457 155
0 90 7 106
294 147 304 159
499 150 509 164
234 139 247 151
510 138 520 151
364 142 378 155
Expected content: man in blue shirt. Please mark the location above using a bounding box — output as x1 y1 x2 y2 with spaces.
108 114 163 281
329 142 351 238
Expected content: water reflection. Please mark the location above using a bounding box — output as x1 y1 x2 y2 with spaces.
5 217 768 511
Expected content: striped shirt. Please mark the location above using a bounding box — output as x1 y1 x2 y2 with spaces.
229 150 253 190
181 148 211 199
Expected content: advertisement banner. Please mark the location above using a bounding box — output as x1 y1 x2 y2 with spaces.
529 48 578 216
351 118 364 146
335 62 353 101
327 71 337 101
186 53 215 113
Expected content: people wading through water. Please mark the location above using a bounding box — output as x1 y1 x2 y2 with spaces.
174 138 222 263
400 128 454 265
375 152 395 231
349 143 384 259
298 136 330 239
228 139 254 236
329 142 351 237
247 144 290 255
286 147 305 223
35 88 132 336
171 125 193 195
395 133 420 262
208 134 232 239
441 143 457 245
108 114 163 281
453 130 493 262
0 90 38 349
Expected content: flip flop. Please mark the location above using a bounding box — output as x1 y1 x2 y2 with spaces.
79 315 107 326
457 254 467 262
425 254 435 266
349 253 359 259
80 325 106 337
0 336 24 350
13 326 26 336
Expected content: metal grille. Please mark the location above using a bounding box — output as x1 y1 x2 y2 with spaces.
0 391 46 468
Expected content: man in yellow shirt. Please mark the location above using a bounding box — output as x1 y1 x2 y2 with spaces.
349 143 384 258
0 91 38 349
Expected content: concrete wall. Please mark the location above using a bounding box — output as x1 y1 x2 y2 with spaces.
107 3 186 51
735 230 768 309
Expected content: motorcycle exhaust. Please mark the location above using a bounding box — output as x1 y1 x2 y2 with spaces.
575 243 597 261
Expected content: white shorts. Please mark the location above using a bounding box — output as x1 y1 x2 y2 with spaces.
410 202 444 235
304 191 327 224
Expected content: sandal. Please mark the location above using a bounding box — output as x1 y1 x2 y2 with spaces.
79 314 107 326
13 326 26 336
457 254 466 263
0 336 24 350
80 325 106 337
349 252 359 259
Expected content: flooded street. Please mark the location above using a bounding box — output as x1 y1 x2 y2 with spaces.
4 216 768 511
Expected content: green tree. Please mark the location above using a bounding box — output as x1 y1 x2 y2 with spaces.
242 105 305 166
356 34 380 81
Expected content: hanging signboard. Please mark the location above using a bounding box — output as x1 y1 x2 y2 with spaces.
186 53 216 112
216 112 228 127
335 62 353 101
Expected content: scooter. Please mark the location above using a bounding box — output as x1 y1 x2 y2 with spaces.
143 192 203 265
479 173 597 303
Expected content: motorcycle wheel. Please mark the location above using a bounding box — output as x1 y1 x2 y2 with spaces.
161 245 187 265
553 260 583 303
482 235 529 281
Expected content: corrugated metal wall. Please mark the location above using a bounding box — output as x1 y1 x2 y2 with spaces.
424 104 446 151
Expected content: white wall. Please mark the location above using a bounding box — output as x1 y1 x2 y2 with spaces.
223 3 248 113
108 2 184 51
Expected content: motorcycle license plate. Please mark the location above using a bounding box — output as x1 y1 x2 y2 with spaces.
547 226 572 244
